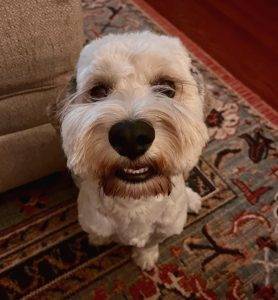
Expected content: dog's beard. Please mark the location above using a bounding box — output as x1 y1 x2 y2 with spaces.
102 175 172 199
98 157 173 199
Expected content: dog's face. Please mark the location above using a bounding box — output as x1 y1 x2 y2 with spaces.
58 32 209 199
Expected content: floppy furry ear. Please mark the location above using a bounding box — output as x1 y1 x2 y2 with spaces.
47 75 77 132
189 65 212 118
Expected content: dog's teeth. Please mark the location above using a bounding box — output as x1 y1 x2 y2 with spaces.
123 167 149 175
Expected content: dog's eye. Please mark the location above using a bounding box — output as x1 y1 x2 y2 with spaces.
152 79 175 98
89 83 110 100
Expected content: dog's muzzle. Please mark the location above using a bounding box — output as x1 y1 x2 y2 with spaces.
108 119 155 160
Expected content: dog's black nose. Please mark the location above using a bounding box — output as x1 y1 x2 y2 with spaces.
108 120 155 160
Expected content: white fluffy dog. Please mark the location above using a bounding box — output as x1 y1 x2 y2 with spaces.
50 32 210 270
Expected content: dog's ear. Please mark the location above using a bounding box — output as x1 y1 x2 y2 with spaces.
47 75 77 132
190 65 212 119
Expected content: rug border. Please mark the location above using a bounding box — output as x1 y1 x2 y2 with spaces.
131 0 278 127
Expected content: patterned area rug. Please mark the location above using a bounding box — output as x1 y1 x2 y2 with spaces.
1 0 277 299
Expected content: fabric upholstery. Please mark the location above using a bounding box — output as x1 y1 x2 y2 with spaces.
0 0 84 192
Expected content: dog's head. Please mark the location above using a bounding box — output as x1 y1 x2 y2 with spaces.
52 32 210 199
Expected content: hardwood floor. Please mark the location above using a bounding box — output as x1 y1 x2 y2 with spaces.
145 0 278 110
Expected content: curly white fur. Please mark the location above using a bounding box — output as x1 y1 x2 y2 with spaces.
59 32 209 270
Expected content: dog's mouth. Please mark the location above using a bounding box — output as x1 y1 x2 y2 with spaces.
101 162 172 199
115 166 156 183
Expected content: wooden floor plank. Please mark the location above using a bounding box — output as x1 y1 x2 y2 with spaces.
145 0 278 110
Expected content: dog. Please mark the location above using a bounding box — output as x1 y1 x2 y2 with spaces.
49 31 210 270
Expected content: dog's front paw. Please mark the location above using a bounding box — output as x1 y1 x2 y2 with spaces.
88 233 112 246
186 187 202 214
132 245 159 271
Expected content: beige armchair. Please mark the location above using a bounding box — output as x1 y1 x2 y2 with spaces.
0 0 84 192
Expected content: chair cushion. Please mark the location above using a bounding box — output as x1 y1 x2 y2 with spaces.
0 124 66 192
0 0 84 97
0 0 84 192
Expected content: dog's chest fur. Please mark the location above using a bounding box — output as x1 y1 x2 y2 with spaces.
77 175 189 247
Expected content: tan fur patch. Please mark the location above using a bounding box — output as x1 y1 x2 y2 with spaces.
101 175 172 199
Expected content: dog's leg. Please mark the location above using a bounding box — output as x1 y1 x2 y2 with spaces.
88 232 113 246
132 244 159 271
186 186 202 214
78 184 114 246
